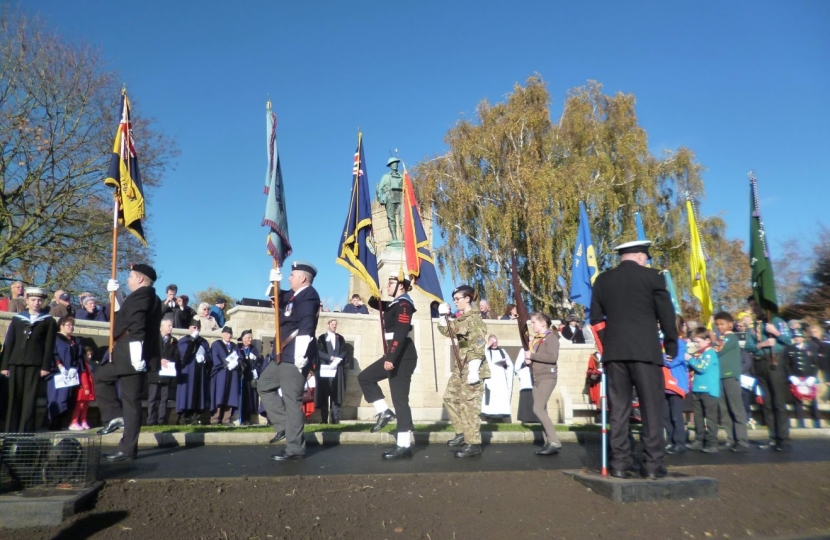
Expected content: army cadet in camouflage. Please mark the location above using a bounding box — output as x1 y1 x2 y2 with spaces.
437 285 490 458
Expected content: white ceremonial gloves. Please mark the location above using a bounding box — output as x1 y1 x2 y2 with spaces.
106 279 120 292
467 359 482 385
129 341 146 372
330 357 342 367
58 364 67 375
66 368 78 380
789 376 800 385
806 376 817 386
293 335 311 373
195 346 206 364
269 268 283 282
438 303 450 316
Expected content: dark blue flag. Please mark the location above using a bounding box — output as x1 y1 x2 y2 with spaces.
336 132 380 298
570 201 598 317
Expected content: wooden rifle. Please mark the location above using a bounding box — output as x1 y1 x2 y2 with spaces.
444 314 465 374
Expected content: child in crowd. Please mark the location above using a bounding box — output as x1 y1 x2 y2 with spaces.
688 327 721 453
664 315 689 454
70 346 96 430
714 312 749 452
785 329 820 428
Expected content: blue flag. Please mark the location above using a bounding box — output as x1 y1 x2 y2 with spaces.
262 101 292 266
336 132 380 298
570 201 598 316
662 269 682 315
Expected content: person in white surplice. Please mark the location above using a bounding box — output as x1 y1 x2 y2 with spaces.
481 335 515 418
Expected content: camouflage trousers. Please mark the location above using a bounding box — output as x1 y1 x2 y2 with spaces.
443 372 483 444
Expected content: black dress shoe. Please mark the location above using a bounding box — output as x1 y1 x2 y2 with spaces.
370 409 396 433
269 431 286 444
535 442 561 455
454 444 482 458
103 451 134 462
382 446 413 460
643 466 669 480
271 451 305 461
447 434 466 447
666 444 687 455
97 418 124 435
610 468 637 479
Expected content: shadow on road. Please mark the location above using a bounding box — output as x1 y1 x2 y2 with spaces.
50 510 129 540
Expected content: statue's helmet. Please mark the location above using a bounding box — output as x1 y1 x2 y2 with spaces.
386 157 401 167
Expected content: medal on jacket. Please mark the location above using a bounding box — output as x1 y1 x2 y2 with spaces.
284 302 293 317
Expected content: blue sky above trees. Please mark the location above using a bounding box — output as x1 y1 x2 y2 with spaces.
23 0 830 307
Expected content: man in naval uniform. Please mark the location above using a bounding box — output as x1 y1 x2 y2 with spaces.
589 240 677 480
260 261 321 461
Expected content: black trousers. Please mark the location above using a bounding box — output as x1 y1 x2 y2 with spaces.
754 355 790 443
316 377 341 423
663 393 686 446
692 392 719 447
94 363 145 457
147 381 170 425
5 365 41 433
794 399 820 427
358 356 417 432
606 360 665 474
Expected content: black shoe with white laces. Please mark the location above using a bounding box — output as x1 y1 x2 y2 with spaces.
370 409 396 433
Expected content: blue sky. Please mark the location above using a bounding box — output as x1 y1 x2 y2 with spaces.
25 1 830 307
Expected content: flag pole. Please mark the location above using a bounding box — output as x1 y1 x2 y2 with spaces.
272 260 282 363
108 194 119 355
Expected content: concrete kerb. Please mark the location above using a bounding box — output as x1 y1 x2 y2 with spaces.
100 427 830 448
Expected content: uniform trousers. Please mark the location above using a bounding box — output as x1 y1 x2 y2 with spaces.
692 392 719 447
258 361 306 455
443 371 483 444
663 393 686 447
754 355 790 444
316 376 341 423
146 381 170 425
719 377 749 447
94 363 144 457
5 365 41 433
358 356 417 433
794 398 820 428
531 375 561 446
606 360 665 474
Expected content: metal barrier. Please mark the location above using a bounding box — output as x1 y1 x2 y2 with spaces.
0 432 101 492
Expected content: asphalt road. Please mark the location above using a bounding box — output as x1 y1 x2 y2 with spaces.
99 438 830 480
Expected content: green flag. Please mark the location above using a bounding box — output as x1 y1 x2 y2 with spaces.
749 172 778 312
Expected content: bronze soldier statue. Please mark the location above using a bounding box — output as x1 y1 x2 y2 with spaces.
376 157 404 242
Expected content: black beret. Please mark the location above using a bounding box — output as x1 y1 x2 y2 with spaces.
221 326 233 335
130 263 157 282
190 318 201 329
240 329 252 339
291 260 317 277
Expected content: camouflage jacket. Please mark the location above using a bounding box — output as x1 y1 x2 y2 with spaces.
438 308 490 378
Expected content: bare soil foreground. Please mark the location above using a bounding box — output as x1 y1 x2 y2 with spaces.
7 462 830 540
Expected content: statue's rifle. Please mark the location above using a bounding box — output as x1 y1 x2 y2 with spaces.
444 314 465 374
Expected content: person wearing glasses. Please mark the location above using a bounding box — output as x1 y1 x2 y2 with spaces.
1 287 58 432
437 285 489 458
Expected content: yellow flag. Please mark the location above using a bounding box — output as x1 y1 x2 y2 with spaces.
687 200 712 328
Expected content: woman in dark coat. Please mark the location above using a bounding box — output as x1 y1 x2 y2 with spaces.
236 329 262 425
47 316 85 430
175 318 211 425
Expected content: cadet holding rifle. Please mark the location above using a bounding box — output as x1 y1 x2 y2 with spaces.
437 285 489 458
